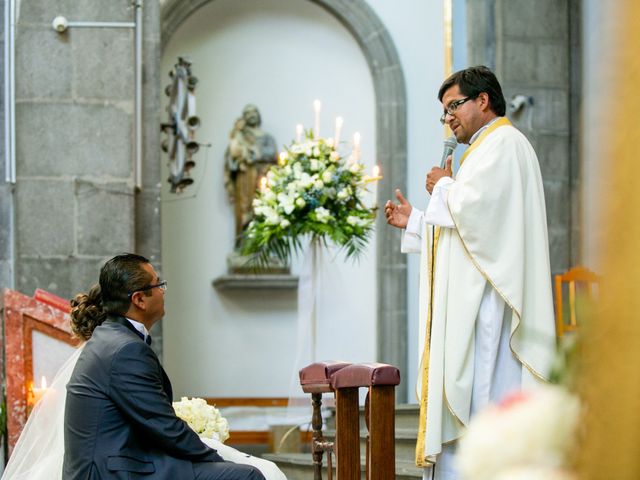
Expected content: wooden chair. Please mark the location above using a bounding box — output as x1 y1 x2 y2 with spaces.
554 266 600 338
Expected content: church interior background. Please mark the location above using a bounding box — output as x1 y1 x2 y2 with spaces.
1 0 638 478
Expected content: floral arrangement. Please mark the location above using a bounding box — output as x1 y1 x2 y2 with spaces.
241 134 377 265
173 397 230 442
456 385 580 480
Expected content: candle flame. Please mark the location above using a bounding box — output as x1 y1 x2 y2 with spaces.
278 152 287 165
313 99 322 111
40 376 47 389
373 165 380 177
259 176 267 191
335 116 344 127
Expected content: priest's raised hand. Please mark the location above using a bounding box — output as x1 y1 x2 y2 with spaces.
384 188 413 229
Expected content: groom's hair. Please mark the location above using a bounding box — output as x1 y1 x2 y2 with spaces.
100 253 152 315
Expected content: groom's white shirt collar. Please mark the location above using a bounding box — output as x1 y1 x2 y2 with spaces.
125 317 150 341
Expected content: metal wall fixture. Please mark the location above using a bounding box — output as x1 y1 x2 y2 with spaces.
51 0 144 190
4 0 16 184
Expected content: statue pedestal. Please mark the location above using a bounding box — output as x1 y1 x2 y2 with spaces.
212 274 298 290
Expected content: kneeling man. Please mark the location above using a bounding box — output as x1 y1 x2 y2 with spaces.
63 253 264 480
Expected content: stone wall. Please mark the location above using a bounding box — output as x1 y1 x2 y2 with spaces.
467 0 579 274
1 0 163 353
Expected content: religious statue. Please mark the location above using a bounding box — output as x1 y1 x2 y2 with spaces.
224 104 278 242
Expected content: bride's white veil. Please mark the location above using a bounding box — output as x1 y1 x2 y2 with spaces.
2 346 83 480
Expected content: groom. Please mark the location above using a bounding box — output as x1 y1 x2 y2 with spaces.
63 254 264 480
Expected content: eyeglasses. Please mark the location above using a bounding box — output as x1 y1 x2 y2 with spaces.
128 281 167 297
440 96 475 124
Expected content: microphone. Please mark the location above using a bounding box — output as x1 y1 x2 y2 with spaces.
440 135 458 168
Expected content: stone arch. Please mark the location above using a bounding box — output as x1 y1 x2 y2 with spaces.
161 0 408 399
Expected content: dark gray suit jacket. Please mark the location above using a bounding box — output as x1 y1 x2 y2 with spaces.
63 315 223 479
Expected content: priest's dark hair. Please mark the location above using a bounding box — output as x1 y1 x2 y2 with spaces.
438 65 506 117
70 253 151 340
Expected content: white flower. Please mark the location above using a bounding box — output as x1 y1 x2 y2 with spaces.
263 189 276 202
299 172 314 189
315 207 332 223
173 397 230 443
252 198 262 208
263 207 280 225
329 151 340 162
283 165 292 176
347 215 359 226
337 188 349 200
277 193 295 215
295 197 306 208
313 147 320 157
314 179 324 190
322 170 333 184
457 385 580 480
349 162 364 173
310 159 321 171
280 219 290 228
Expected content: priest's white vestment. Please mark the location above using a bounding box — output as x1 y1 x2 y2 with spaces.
402 118 557 472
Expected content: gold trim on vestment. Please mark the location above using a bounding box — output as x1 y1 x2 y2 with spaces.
415 225 440 467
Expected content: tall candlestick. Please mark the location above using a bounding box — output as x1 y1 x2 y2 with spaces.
353 132 361 162
334 116 344 148
313 100 322 138
296 124 303 143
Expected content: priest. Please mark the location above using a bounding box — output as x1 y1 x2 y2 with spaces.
384 66 556 480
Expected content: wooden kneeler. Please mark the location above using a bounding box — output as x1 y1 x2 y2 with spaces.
330 363 401 480
299 361 351 480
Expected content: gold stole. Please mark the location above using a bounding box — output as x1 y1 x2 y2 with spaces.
414 117 512 467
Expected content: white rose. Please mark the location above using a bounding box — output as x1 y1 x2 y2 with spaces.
330 151 340 162
315 207 332 223
280 219 290 228
313 147 320 157
349 162 364 173
314 180 324 189
310 159 320 171
322 170 333 183
337 188 349 200
295 197 306 208
347 216 359 226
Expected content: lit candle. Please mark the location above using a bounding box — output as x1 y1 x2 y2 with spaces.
32 376 48 405
279 151 287 166
296 124 303 143
352 132 361 162
334 116 344 148
372 165 381 179
313 99 322 138
259 176 268 192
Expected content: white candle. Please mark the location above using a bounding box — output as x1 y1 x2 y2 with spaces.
313 99 322 138
296 124 303 143
353 132 361 162
372 165 380 178
259 176 268 192
334 116 344 148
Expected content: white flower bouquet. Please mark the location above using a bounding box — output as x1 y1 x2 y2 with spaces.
241 134 377 265
456 385 580 480
173 397 230 442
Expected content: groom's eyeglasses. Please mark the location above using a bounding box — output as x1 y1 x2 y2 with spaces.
128 281 167 297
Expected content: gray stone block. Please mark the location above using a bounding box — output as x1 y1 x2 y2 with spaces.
543 179 570 232
548 226 570 275
535 133 570 181
0 259 13 294
15 179 75 256
529 89 570 134
502 40 568 88
15 25 72 99
0 184 12 259
72 29 134 102
16 255 107 300
500 0 568 39
16 101 132 177
18 0 134 24
134 188 161 262
76 180 135 255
